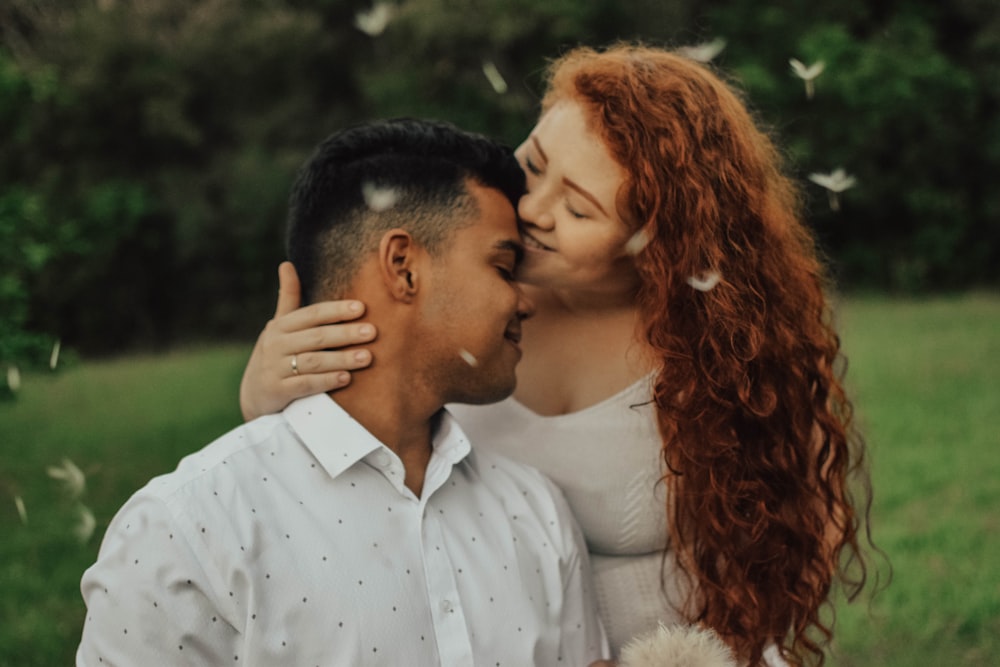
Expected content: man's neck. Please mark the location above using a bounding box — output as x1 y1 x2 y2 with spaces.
329 363 441 497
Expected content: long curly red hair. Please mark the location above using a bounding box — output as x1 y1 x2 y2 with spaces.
541 44 872 665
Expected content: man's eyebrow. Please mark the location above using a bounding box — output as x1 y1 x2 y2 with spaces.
563 178 608 216
530 136 548 162
494 239 525 265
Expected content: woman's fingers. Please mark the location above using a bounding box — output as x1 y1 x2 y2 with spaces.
271 299 370 335
273 262 370 334
240 263 376 422
282 370 355 395
282 322 377 356
292 348 372 376
274 261 303 317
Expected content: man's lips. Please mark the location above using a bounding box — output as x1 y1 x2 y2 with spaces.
503 326 522 345
522 232 554 251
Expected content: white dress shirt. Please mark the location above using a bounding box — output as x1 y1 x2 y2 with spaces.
77 393 607 666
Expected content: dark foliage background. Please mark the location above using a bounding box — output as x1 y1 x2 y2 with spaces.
2 0 997 360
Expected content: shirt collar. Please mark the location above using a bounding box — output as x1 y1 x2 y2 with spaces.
282 394 473 481
431 408 473 465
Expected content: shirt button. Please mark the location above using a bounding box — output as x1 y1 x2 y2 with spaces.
441 599 453 613
374 450 390 467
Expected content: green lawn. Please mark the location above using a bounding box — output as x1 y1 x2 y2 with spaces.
1 294 998 666
828 293 1000 665
0 345 250 667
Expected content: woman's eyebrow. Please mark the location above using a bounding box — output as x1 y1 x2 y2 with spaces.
530 136 548 162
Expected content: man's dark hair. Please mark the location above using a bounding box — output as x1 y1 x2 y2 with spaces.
286 118 525 303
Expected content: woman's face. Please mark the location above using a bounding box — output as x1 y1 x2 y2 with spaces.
513 99 638 292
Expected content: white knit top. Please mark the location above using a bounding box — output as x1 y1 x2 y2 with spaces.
449 374 691 656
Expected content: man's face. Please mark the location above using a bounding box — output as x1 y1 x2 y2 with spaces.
420 182 534 405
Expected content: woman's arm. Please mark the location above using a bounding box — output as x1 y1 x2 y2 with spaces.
239 262 378 421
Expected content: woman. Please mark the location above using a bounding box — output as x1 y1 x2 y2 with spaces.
239 44 872 666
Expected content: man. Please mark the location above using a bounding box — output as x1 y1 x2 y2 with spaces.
77 119 607 665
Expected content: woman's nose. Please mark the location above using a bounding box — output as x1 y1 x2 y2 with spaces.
518 189 554 230
515 287 536 320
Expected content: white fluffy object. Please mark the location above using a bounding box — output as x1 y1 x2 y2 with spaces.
618 624 738 667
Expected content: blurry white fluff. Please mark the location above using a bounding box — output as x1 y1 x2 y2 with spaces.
677 38 727 63
354 2 394 37
618 624 737 667
362 182 399 212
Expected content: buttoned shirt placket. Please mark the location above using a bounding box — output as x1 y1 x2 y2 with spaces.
363 426 475 666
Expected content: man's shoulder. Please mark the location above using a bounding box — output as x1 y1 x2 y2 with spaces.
468 444 553 488
465 446 571 516
464 445 585 559
139 413 292 501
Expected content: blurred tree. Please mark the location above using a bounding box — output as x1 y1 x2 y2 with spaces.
702 0 1000 290
0 48 60 378
0 0 996 358
353 0 695 145
2 0 373 353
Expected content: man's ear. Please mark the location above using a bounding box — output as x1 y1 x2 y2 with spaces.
378 229 421 303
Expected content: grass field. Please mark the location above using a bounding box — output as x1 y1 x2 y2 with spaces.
1 293 998 666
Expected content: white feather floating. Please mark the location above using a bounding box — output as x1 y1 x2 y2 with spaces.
47 458 87 499
14 495 27 525
686 271 721 292
74 504 96 543
362 182 400 212
677 38 727 63
354 2 394 37
458 349 479 367
482 60 508 94
808 168 857 211
789 58 826 99
50 339 61 370
624 228 652 256
6 365 20 392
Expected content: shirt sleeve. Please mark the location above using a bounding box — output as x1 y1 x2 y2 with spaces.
549 479 611 664
77 492 241 666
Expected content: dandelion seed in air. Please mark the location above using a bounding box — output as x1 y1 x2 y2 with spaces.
354 2 394 37
50 339 61 370
14 495 27 525
74 504 96 543
808 168 857 211
482 60 508 94
624 228 652 256
362 182 399 212
677 38 727 63
789 58 825 100
47 458 87 499
6 365 20 393
687 271 721 292
458 349 479 367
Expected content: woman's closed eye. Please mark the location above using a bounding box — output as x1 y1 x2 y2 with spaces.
565 200 588 219
524 156 542 176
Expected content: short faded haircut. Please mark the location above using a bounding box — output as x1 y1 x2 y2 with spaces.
286 118 525 303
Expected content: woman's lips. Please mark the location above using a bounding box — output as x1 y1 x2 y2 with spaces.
522 232 554 251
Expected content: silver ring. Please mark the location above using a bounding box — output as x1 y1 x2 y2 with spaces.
291 354 299 376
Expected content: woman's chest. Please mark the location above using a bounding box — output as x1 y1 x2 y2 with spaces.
513 312 653 416
450 385 670 555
